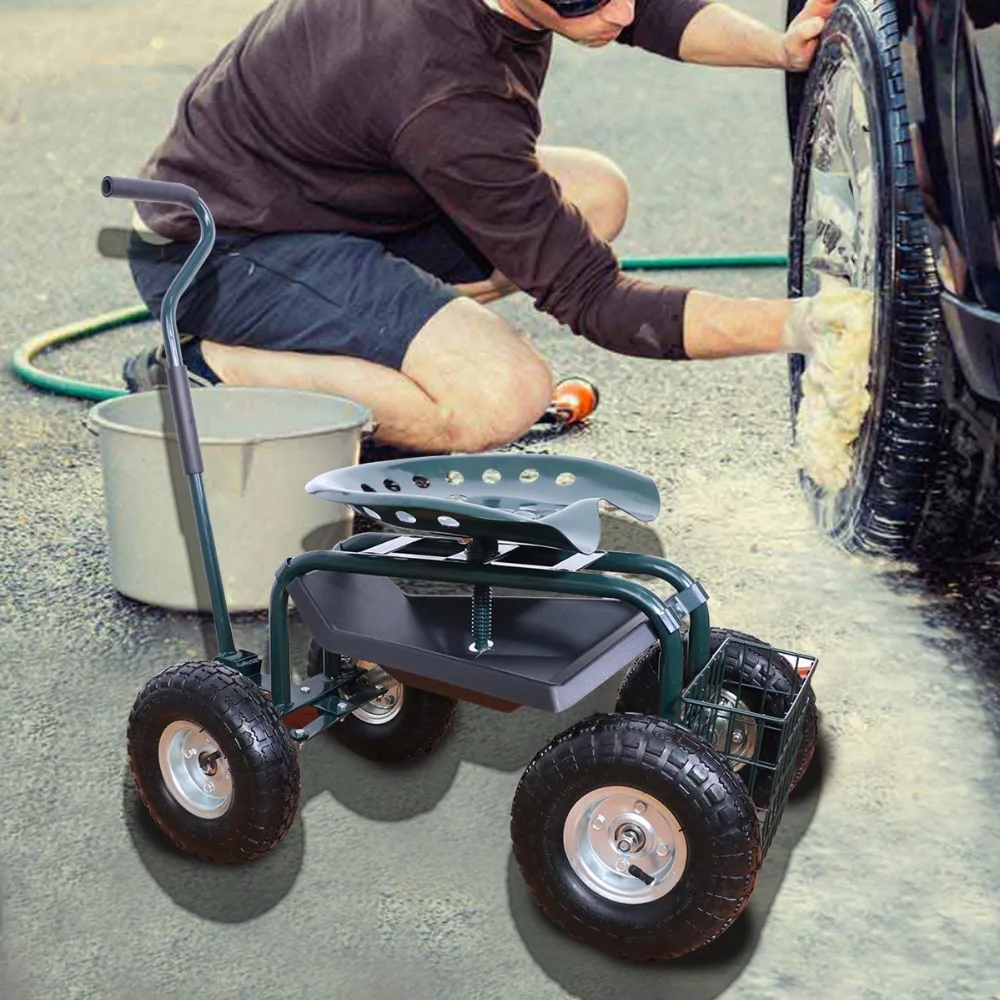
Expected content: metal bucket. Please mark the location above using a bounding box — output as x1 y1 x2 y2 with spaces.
87 387 371 612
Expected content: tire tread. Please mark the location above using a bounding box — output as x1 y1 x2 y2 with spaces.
788 0 1000 558
510 713 761 962
127 660 300 863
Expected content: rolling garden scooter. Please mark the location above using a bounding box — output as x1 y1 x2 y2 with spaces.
102 175 820 963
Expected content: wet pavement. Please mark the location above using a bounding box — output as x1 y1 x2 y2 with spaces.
2 2 1000 999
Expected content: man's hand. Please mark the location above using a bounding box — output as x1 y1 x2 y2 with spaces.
782 0 839 71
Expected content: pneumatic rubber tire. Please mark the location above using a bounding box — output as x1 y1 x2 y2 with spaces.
615 628 818 802
784 0 810 154
787 0 1000 558
306 640 457 762
510 713 761 962
127 660 301 863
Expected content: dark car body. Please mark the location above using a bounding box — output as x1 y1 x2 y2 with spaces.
896 0 1000 400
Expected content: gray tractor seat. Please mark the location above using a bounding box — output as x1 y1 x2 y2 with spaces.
304 452 661 554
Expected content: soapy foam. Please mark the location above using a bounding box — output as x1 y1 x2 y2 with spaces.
793 276 876 492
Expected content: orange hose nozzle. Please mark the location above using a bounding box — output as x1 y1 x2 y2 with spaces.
550 377 599 424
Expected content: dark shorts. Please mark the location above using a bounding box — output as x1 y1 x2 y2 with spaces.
127 217 495 371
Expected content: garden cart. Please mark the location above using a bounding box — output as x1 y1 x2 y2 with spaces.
101 174 820 962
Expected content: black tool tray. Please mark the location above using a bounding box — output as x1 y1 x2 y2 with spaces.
292 454 665 712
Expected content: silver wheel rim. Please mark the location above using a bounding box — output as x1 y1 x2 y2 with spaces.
796 44 879 511
562 785 688 904
712 688 759 769
804 54 877 291
344 664 404 725
158 720 233 819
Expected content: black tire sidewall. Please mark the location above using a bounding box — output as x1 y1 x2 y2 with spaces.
784 0 811 151
128 664 299 861
788 0 929 549
511 716 761 960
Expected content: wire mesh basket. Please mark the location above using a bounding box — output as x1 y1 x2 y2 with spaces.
680 635 818 856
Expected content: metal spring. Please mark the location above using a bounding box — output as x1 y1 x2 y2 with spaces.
472 584 493 652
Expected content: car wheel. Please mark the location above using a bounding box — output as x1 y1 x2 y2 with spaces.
787 0 1000 558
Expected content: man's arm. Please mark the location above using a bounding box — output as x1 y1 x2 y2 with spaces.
676 2 792 67
622 0 838 71
391 91 692 360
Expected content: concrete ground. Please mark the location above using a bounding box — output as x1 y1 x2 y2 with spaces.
2 1 1000 998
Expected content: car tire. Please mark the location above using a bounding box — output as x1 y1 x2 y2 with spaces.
786 0 1000 559
784 0 810 154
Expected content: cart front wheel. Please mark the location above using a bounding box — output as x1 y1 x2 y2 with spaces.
615 628 818 801
127 660 301 863
306 640 456 761
510 713 761 962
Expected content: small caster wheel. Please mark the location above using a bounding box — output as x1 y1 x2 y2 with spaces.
127 660 301 863
510 713 761 962
616 628 818 802
307 640 456 762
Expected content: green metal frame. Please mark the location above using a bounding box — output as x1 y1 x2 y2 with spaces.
98 177 711 742
217 541 712 741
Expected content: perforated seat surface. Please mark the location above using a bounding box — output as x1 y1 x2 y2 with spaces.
304 452 660 553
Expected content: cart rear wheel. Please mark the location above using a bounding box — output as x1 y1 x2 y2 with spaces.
616 628 818 800
306 640 456 761
510 713 761 962
127 660 301 863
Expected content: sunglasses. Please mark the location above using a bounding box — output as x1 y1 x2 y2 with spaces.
539 0 612 17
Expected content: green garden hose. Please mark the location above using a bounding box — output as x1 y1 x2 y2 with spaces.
616 253 787 271
10 253 788 401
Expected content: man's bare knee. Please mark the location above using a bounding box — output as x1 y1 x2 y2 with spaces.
442 353 553 452
580 152 629 243
402 298 554 452
537 145 630 243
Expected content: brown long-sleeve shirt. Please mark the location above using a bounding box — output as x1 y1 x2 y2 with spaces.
135 0 711 359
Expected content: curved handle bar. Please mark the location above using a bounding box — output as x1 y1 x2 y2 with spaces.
101 175 200 208
99 173 215 480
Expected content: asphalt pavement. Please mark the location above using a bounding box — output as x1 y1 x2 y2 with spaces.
2 2 1000 999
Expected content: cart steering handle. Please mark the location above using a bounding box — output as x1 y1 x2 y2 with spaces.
101 175 200 209
99 172 237 656
100 173 216 481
